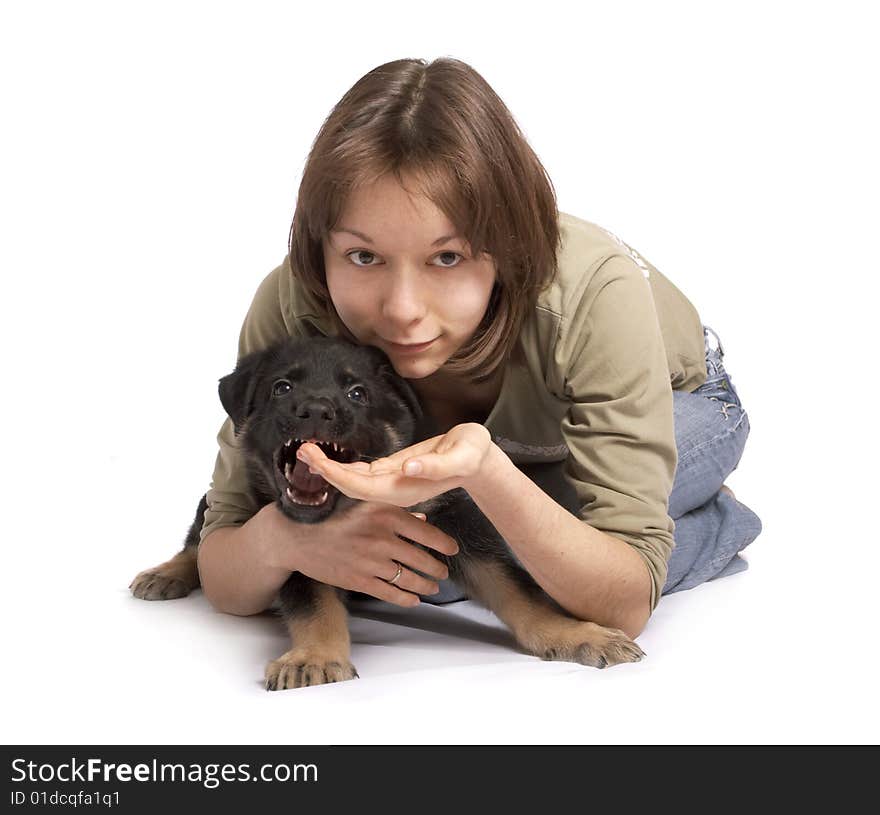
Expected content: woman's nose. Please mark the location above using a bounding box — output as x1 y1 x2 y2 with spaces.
380 269 428 325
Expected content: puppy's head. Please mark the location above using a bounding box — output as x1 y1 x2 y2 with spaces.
218 336 425 523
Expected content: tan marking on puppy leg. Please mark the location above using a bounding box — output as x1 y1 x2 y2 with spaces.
129 547 200 600
265 583 358 691
463 560 645 669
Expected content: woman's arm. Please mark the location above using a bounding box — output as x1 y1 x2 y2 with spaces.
198 501 459 616
298 426 653 639
198 504 295 616
462 445 652 640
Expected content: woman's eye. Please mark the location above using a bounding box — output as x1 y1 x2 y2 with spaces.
433 251 463 268
347 386 369 404
346 250 464 268
347 250 378 267
272 380 292 397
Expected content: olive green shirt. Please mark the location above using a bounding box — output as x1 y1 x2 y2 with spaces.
200 211 707 612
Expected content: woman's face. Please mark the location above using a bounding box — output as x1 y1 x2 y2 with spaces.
322 173 497 380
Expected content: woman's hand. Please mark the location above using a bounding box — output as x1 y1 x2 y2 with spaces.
296 422 494 506
266 501 459 607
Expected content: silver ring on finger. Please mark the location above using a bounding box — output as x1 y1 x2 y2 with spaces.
386 561 403 586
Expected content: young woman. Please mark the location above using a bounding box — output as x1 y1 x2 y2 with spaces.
197 57 762 641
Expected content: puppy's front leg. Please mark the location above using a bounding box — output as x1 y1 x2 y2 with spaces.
129 545 200 600
130 495 205 600
266 575 358 690
461 559 645 669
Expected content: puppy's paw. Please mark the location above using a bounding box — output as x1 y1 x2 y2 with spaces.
541 622 646 669
265 651 359 691
129 568 194 600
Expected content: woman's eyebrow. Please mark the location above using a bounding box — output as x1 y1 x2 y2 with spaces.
332 227 461 246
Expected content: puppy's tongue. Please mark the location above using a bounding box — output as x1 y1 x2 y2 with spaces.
291 459 329 492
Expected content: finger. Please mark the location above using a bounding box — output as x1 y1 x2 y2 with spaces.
403 440 479 480
298 442 329 464
378 561 440 596
395 513 460 557
299 443 385 483
366 456 402 475
390 539 451 581
371 435 447 467
300 449 393 500
363 577 422 608
299 444 397 475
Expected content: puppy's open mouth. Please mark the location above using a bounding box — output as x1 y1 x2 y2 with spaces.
276 437 359 508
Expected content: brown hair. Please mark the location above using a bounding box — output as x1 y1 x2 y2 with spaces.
288 57 560 383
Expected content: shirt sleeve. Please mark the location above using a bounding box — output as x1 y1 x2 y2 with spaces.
198 261 295 544
559 254 678 613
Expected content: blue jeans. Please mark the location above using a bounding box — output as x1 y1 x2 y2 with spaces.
425 323 762 605
661 325 762 594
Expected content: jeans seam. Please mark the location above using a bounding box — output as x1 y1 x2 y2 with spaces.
687 552 744 586
677 407 749 466
677 490 760 586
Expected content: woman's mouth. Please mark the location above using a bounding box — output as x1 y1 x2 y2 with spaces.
384 336 438 353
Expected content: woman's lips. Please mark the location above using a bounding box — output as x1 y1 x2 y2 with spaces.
384 337 438 353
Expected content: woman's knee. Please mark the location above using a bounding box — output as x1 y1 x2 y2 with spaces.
662 489 763 596
669 392 751 519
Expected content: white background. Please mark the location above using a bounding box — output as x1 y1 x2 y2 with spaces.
2 0 877 744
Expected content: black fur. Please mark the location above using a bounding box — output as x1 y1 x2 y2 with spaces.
132 335 647 682
183 336 547 620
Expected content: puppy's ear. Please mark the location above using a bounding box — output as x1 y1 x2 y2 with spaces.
376 361 443 440
378 362 424 422
359 343 423 420
362 344 435 437
218 349 271 434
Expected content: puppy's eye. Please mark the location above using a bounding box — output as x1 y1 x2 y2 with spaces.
272 380 292 397
347 386 369 404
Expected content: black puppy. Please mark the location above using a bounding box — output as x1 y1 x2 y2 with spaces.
131 337 645 689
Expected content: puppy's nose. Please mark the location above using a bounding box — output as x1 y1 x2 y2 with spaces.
296 398 336 422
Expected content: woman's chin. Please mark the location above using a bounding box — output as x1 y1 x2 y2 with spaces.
385 350 442 376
